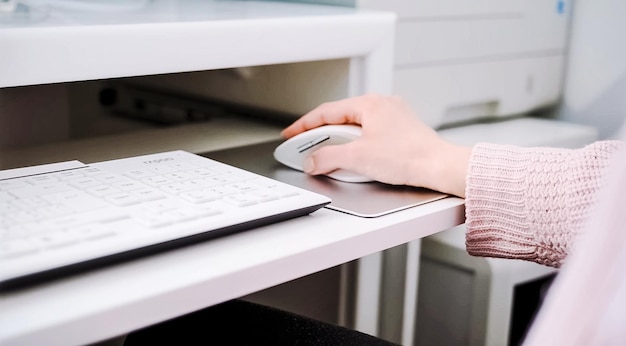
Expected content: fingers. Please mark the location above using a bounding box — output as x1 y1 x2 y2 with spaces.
281 96 366 138
304 143 356 175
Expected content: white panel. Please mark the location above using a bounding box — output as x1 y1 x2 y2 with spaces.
559 0 626 139
0 1 396 88
395 9 569 66
357 0 526 19
394 56 565 128
439 117 599 149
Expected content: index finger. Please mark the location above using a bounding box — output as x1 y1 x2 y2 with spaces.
281 96 366 138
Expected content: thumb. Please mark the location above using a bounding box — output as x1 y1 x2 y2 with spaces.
304 144 354 175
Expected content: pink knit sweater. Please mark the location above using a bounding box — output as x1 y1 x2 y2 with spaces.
464 136 626 344
465 140 623 267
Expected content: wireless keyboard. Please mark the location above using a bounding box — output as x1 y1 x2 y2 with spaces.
0 150 331 289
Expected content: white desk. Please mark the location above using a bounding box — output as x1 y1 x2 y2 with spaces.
1 197 464 346
0 2 465 345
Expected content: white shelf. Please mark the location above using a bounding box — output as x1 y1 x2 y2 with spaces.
0 117 283 169
0 0 395 87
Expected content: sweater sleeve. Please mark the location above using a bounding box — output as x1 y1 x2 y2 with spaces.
464 140 623 267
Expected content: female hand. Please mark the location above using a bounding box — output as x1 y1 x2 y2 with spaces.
281 94 471 197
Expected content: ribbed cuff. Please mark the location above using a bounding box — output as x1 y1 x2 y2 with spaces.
465 143 541 262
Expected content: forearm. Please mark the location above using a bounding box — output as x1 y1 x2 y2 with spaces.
464 140 623 267
407 141 471 197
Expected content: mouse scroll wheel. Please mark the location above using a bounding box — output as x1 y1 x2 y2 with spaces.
297 135 331 153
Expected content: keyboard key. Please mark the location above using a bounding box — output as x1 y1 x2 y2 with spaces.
74 223 116 240
86 185 123 197
0 179 30 191
9 183 72 198
55 170 86 181
0 238 41 259
94 173 127 184
149 165 178 174
80 167 106 176
132 212 174 228
160 182 194 195
68 177 103 189
141 199 180 213
113 180 145 191
42 190 109 212
222 193 258 207
11 196 50 210
141 175 174 187
179 190 219 204
248 189 280 202
124 169 157 180
133 188 166 202
188 168 218 178
168 162 200 171
163 171 196 181
39 230 79 249
105 192 143 206
26 175 59 185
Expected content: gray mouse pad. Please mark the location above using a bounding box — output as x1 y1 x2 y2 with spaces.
204 140 448 218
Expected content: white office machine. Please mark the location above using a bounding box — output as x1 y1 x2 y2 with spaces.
354 0 571 128
264 0 573 127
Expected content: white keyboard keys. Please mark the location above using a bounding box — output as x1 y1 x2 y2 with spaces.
67 177 102 189
9 183 71 198
42 190 109 212
0 150 330 288
105 192 143 206
124 169 157 180
133 188 166 202
141 175 174 187
0 238 41 259
86 185 122 197
222 193 257 207
74 223 116 241
179 190 219 204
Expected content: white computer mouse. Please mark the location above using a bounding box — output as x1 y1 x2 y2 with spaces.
273 124 374 183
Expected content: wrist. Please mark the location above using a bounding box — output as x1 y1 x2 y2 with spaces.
424 142 471 197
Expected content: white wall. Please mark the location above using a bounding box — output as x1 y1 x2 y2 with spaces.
558 0 626 139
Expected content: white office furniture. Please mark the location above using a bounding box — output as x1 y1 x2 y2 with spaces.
0 1 466 345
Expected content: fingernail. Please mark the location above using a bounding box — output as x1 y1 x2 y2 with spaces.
304 157 314 173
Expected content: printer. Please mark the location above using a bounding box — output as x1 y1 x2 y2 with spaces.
368 0 572 128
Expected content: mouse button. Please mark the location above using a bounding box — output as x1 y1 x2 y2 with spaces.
297 135 331 153
326 124 362 137
331 133 357 142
